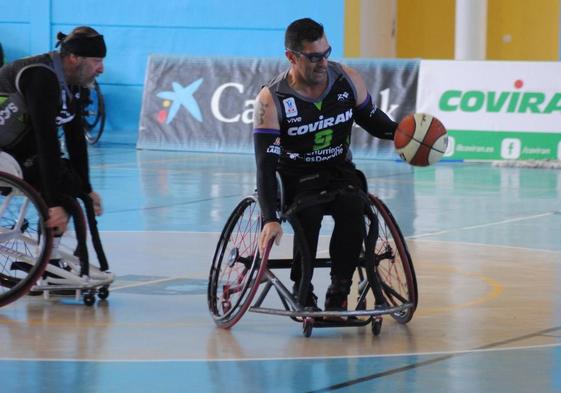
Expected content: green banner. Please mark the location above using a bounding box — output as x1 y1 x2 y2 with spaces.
446 130 561 161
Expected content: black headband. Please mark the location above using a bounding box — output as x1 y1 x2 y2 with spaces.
59 34 107 58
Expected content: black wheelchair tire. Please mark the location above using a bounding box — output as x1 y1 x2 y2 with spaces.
83 80 106 145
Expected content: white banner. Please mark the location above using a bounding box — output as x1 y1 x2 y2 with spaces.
417 60 561 133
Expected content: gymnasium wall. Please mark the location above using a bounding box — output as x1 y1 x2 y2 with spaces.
350 0 560 61
486 0 561 60
1 0 560 140
395 0 456 59
0 0 344 138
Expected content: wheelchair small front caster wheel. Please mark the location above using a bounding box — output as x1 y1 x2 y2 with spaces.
97 286 109 300
372 318 382 336
303 317 314 337
83 292 96 306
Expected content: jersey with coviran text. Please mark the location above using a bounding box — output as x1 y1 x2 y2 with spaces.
266 61 358 171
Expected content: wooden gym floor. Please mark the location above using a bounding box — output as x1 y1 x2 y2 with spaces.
1 140 560 392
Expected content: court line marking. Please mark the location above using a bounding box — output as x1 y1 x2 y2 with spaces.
409 237 561 254
100 229 561 255
89 154 218 169
110 275 192 291
2 341 561 363
307 325 561 392
406 210 559 240
413 265 503 316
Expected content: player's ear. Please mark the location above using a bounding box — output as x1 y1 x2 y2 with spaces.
285 50 297 64
68 53 81 65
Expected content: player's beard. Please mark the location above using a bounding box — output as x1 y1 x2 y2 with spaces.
74 63 96 88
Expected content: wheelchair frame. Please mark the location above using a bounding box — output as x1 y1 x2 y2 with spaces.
0 171 114 307
208 172 418 337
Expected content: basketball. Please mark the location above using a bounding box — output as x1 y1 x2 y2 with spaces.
394 113 448 167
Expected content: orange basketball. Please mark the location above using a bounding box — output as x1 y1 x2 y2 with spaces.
394 113 448 167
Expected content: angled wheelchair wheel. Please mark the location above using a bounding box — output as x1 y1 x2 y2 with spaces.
0 172 52 307
368 194 418 323
82 80 106 145
208 195 270 328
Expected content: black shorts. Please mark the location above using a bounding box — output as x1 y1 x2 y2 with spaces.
280 161 363 206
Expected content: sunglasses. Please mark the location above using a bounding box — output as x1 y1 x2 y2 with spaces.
290 46 332 63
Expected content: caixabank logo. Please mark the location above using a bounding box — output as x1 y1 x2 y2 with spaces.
156 79 204 124
155 79 257 125
438 79 561 114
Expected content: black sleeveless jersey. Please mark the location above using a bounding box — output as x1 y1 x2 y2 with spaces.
266 62 358 171
0 54 49 87
0 52 76 148
0 52 90 206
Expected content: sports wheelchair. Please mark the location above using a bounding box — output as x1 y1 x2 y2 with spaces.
0 164 114 308
208 171 418 337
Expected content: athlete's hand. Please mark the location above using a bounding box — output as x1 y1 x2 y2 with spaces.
46 206 69 234
89 191 103 216
259 221 283 256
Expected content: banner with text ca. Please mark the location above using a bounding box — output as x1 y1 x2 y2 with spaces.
417 60 561 161
137 55 418 159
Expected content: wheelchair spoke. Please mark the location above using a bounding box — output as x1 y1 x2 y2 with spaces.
208 195 268 328
367 194 417 323
0 173 51 307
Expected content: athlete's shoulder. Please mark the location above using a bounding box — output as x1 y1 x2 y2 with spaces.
265 69 289 91
328 60 345 73
327 61 358 82
11 53 53 70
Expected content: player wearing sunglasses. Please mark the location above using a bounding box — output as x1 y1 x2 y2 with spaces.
253 18 398 313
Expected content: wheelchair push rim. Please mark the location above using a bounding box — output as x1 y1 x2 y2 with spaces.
207 196 269 329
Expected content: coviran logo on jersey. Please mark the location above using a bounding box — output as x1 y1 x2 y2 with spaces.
287 110 353 136
439 80 561 114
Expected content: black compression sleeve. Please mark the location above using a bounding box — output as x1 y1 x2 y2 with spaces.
19 67 62 206
354 95 398 140
254 131 280 223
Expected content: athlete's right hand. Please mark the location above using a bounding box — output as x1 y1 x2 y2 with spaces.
46 206 69 234
259 221 283 256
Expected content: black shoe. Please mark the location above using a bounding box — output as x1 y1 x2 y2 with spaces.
293 284 321 311
325 278 352 312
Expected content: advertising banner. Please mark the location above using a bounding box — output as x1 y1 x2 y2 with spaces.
417 60 561 161
138 56 418 159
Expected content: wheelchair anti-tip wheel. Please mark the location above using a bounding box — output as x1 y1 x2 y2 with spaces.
207 195 269 328
0 172 52 307
368 194 418 323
